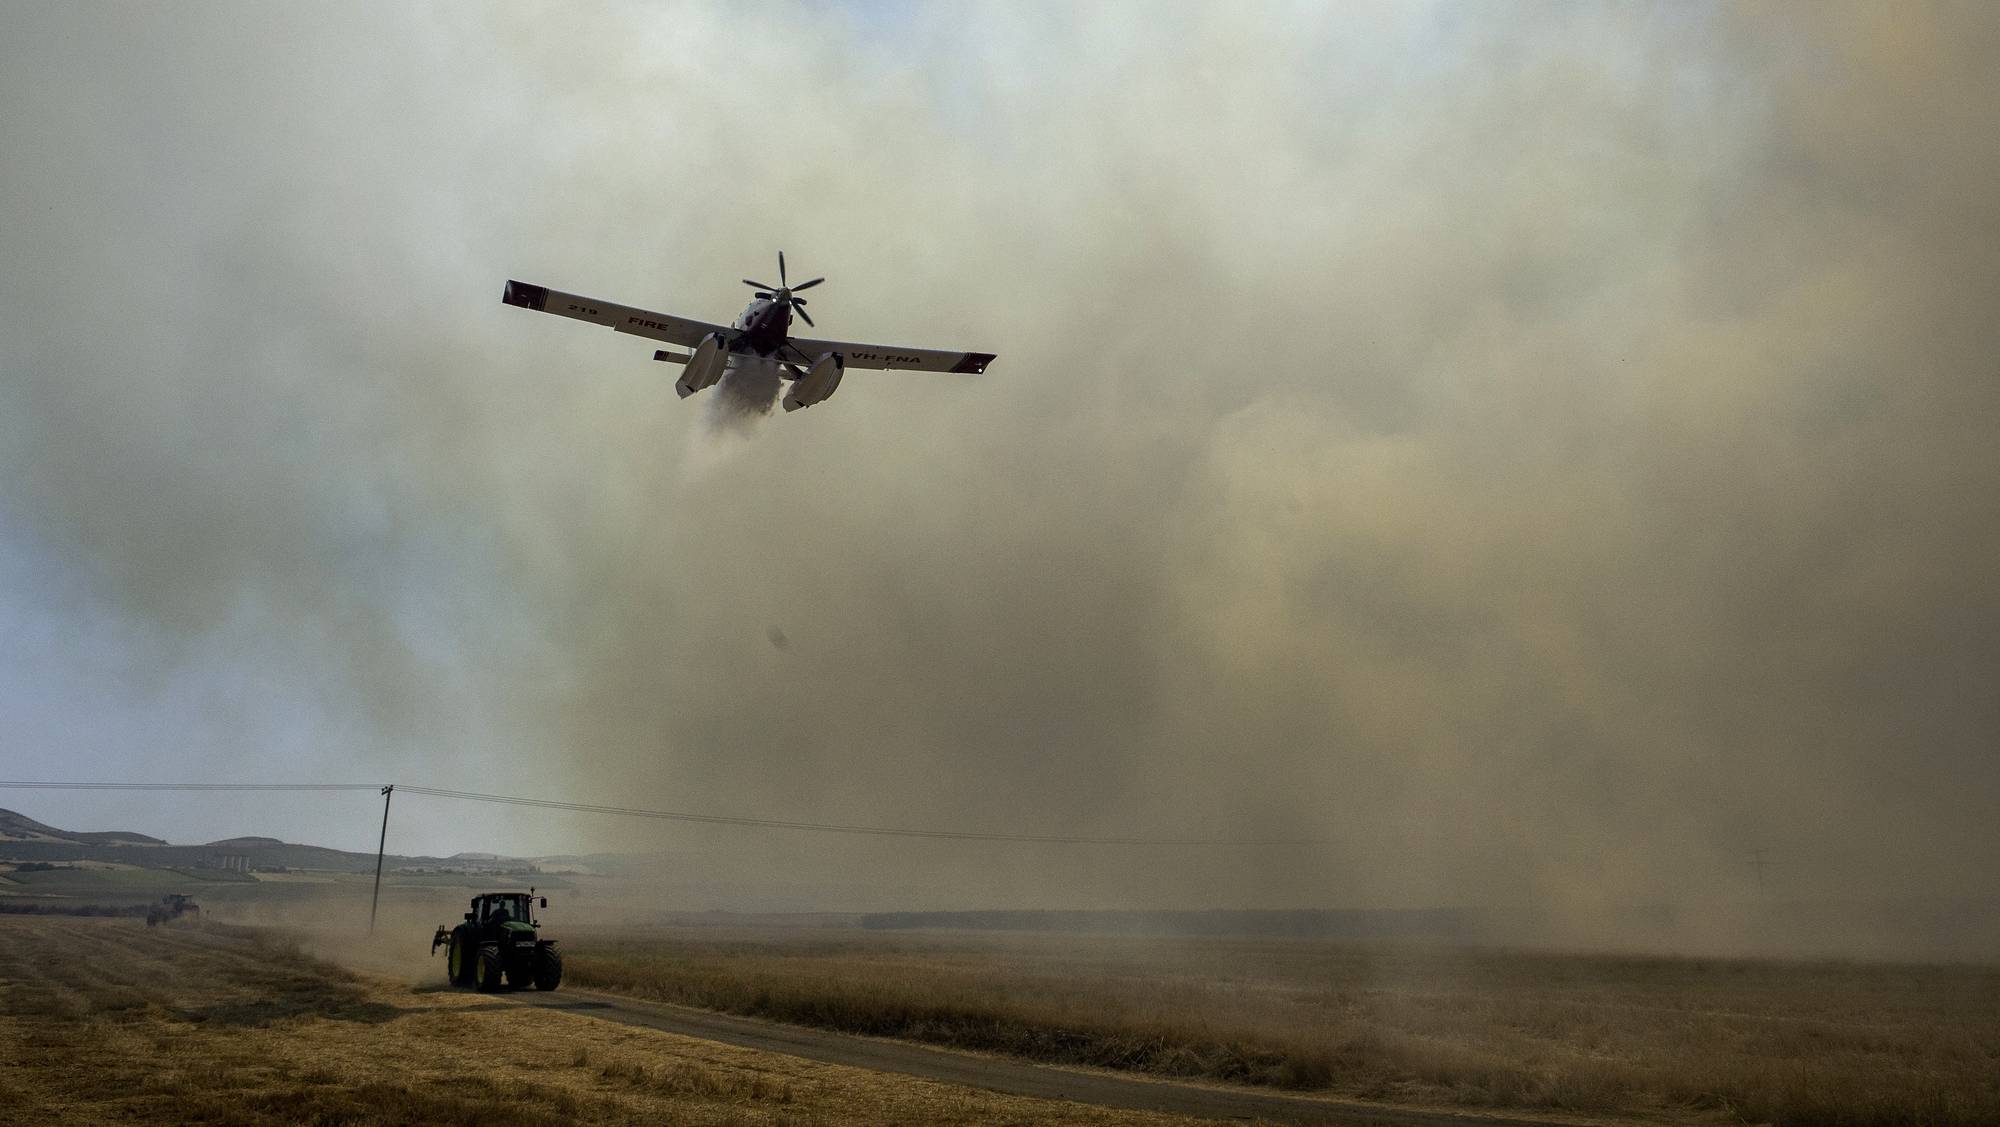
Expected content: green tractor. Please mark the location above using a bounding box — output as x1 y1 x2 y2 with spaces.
431 890 563 992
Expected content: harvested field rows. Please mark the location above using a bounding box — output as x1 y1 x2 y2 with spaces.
563 928 2000 1127
0 916 1222 1126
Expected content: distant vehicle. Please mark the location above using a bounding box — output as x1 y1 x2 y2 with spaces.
146 893 199 927
432 890 562 992
502 252 996 412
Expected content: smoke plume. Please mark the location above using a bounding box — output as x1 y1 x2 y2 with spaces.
2 3 1996 943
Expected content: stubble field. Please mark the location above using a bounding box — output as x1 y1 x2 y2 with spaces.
11 896 1998 1127
560 925 2000 1127
0 914 1218 1127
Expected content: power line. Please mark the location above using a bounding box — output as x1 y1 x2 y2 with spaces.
0 780 1330 847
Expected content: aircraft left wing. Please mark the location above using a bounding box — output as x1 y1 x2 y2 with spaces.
502 280 724 350
782 335 996 375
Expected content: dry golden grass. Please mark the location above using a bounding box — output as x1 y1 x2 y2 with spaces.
564 927 2000 1127
0 916 1223 1126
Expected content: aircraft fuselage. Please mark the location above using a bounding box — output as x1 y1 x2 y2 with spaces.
730 297 793 358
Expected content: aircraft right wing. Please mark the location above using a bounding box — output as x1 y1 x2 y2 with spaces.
782 335 996 375
502 280 724 350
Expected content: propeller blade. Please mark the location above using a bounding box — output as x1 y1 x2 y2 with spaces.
753 292 774 300
791 277 824 291
744 278 777 290
778 251 787 286
795 305 815 327
790 295 807 305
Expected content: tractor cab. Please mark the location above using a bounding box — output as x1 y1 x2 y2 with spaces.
470 892 541 931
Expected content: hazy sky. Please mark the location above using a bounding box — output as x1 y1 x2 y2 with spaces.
3 2 1995 913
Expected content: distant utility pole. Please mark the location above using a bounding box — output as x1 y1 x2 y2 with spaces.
370 785 394 933
1748 848 1770 896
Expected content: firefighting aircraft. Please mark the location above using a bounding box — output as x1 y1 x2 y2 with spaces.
502 253 995 412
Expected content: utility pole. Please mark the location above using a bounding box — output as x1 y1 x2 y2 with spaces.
1748 848 1770 896
370 785 394 933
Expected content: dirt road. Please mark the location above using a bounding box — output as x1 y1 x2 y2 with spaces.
509 987 1575 1127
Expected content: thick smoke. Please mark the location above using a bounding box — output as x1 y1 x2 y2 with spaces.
2 3 1996 940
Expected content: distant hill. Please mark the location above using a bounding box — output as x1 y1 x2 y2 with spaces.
0 808 166 846
0 807 526 874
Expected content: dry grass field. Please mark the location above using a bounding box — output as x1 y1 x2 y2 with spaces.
0 915 1225 1126
563 927 2000 1127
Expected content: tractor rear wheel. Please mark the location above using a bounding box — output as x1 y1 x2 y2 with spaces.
474 944 505 992
534 946 563 991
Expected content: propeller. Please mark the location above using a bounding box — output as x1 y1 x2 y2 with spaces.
742 252 823 327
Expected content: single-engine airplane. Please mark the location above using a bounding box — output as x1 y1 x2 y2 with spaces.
502 254 995 412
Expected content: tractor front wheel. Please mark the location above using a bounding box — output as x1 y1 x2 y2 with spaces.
447 934 474 986
534 946 563 991
474 944 506 992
